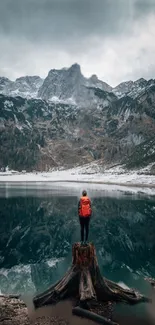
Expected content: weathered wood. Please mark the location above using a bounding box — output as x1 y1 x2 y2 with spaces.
33 242 150 323
33 265 79 308
94 266 151 304
72 307 118 325
79 268 96 301
72 242 97 267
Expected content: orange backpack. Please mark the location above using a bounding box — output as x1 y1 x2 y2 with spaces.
79 196 92 217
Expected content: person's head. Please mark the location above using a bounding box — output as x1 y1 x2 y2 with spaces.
82 190 87 196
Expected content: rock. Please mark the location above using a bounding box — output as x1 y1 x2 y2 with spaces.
0 63 155 172
113 77 155 99
0 295 69 325
38 63 112 105
0 76 44 98
0 77 12 93
0 295 30 325
87 74 112 93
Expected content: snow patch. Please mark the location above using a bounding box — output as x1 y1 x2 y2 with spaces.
4 100 14 109
46 258 64 267
118 281 130 290
0 162 155 195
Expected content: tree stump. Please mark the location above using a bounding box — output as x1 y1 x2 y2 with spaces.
33 243 151 324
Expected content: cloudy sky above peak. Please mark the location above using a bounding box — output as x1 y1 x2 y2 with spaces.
0 0 155 86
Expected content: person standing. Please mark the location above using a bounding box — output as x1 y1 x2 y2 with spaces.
78 190 92 244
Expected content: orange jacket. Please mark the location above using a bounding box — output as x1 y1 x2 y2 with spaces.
78 196 92 218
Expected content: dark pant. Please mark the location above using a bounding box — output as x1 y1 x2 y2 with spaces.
79 217 90 242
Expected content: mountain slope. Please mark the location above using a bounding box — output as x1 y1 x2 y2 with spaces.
0 64 155 172
0 79 155 171
0 76 44 98
113 78 155 99
1 64 155 103
38 63 112 105
0 94 94 171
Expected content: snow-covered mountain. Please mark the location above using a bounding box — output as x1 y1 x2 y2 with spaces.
0 81 155 172
0 63 155 172
0 64 155 104
113 78 155 98
0 75 44 98
0 64 112 105
86 74 112 92
38 63 112 106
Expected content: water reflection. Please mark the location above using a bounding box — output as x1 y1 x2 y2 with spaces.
0 181 153 199
0 184 155 296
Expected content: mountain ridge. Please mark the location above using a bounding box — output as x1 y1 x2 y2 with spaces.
0 83 155 172
0 63 155 172
1 63 155 103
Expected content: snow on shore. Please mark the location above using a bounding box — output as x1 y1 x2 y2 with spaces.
0 164 155 196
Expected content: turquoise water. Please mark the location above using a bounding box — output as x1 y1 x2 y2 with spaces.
0 183 155 301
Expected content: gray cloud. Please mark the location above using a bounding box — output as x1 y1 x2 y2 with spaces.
0 0 133 41
135 0 155 16
0 0 155 86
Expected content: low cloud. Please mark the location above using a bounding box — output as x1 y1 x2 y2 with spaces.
0 0 155 86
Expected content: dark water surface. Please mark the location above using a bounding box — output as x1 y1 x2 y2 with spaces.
0 182 155 307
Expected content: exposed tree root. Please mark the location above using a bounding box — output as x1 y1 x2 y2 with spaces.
33 242 151 324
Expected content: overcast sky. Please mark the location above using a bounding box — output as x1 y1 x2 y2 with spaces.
0 0 155 86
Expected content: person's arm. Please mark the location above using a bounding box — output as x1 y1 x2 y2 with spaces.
78 200 81 216
89 199 92 216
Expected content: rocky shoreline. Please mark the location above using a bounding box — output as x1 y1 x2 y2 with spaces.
0 295 69 325
0 295 29 325
0 294 154 325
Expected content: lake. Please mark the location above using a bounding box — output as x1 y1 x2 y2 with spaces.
0 182 155 314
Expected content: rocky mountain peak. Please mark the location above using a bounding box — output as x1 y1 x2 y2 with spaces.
0 77 12 91
89 74 98 82
16 75 42 83
0 69 155 172
113 80 134 95
48 63 81 77
68 63 81 73
38 64 112 104
0 64 154 105
0 77 11 84
15 75 43 90
134 78 147 87
113 77 155 99
87 74 112 93
0 75 43 98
